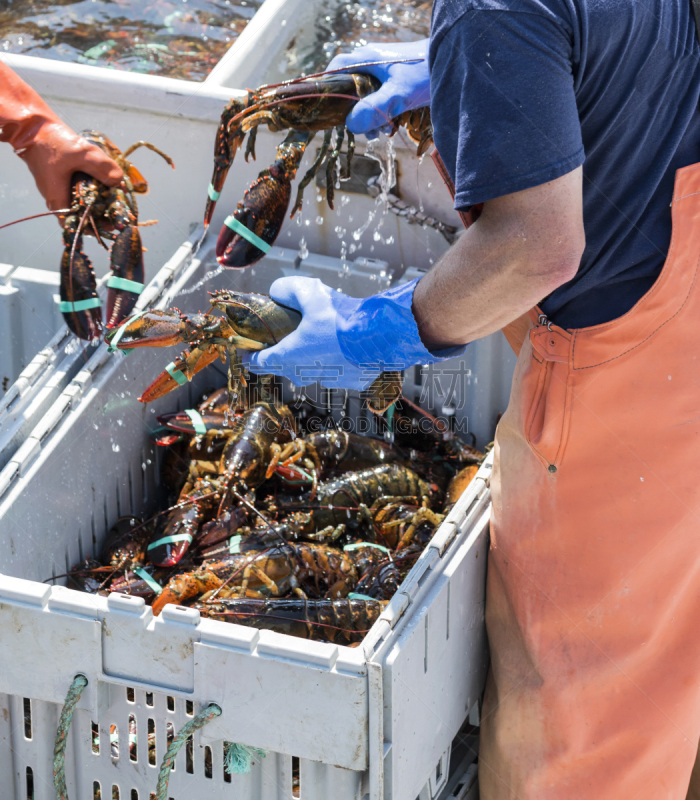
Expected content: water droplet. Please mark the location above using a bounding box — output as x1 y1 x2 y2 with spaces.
112 443 120 453
316 216 324 225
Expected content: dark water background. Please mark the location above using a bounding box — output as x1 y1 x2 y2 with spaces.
293 0 431 76
0 0 431 82
0 0 262 80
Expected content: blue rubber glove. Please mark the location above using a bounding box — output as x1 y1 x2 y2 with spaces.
327 39 430 138
244 277 465 391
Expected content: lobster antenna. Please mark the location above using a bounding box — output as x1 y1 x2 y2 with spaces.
206 609 373 636
257 58 425 90
0 209 71 231
68 201 95 338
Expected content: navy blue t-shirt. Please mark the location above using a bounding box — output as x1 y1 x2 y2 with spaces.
429 0 700 328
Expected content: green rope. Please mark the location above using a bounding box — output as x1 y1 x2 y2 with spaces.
224 742 268 775
53 674 88 800
155 703 222 799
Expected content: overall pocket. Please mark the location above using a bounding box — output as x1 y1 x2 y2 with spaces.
525 327 573 470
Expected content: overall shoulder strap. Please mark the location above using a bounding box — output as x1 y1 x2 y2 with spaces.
691 0 700 45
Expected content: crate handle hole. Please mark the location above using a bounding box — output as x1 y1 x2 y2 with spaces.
146 692 154 707
23 698 31 740
185 700 194 716
111 724 119 760
185 734 194 774
93 781 102 800
166 696 175 712
148 719 156 766
26 766 34 800
204 745 213 779
91 721 99 755
128 715 137 762
166 721 175 754
126 687 135 703
292 755 300 797
112 786 120 800
130 791 139 800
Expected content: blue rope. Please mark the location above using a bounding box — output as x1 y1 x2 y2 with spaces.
224 741 268 774
155 703 222 799
53 674 88 800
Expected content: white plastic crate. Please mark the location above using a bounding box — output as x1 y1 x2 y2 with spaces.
0 228 207 483
0 238 494 800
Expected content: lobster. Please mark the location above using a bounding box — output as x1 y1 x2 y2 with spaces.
60 130 174 340
194 596 386 644
203 70 433 268
370 499 444 552
105 290 403 414
100 515 151 570
147 477 225 567
151 538 357 615
278 463 439 539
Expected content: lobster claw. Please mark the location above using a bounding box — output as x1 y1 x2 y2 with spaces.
216 177 291 268
105 224 145 329
59 247 103 341
156 409 231 434
104 309 191 349
138 344 222 403
204 97 250 228
216 129 312 268
147 502 202 568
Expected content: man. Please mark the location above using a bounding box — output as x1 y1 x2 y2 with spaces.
0 62 123 218
246 1 700 798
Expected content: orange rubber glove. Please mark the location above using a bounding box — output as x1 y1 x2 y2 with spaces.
0 62 124 215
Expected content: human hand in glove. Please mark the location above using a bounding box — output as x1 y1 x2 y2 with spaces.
0 63 124 217
243 276 465 391
327 39 430 138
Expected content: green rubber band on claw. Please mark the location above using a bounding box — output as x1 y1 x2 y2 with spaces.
59 297 102 313
133 566 163 594
224 215 272 254
208 183 221 201
343 542 390 554
165 362 189 386
107 309 146 353
107 276 145 294
229 534 243 554
347 592 378 602
185 409 207 436
148 533 193 551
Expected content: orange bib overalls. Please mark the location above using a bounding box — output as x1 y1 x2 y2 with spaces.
433 153 700 797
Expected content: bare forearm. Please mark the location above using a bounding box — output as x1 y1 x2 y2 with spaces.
413 167 585 349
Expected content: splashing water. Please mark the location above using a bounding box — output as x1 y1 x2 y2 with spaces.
365 134 397 207
175 263 225 298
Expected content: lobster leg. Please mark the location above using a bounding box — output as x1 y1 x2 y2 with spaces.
343 131 355 180
105 224 144 328
290 129 332 218
244 127 258 162
216 129 314 268
325 125 345 210
60 215 103 341
121 140 175 169
204 97 250 228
